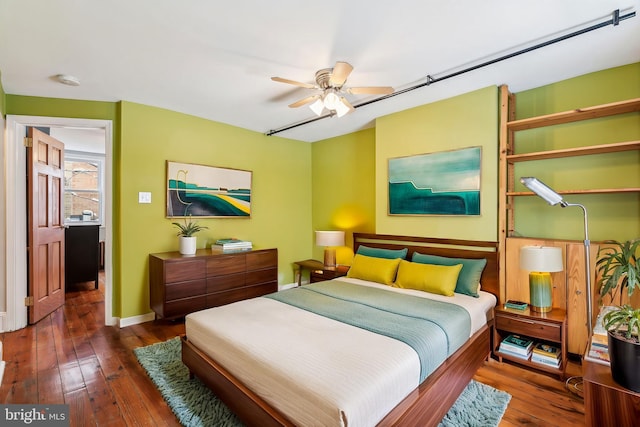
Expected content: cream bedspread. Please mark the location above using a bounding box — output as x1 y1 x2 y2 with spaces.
185 280 496 427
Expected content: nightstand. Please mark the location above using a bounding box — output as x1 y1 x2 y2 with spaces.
493 305 567 379
293 259 349 285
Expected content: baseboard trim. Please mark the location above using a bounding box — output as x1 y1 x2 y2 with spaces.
278 282 297 291
119 312 155 328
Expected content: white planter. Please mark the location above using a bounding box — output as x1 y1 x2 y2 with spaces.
179 236 197 255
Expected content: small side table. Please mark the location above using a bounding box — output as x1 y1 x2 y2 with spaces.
493 305 567 379
293 259 349 286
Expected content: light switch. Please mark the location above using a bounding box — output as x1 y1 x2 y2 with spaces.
139 192 152 204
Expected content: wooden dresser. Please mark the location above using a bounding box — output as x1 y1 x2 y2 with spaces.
149 248 278 319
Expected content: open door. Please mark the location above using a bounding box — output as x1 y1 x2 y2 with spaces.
27 128 66 324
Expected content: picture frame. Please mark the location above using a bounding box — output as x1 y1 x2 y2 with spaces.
388 146 481 216
166 161 252 218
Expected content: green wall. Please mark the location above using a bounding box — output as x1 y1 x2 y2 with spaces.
311 128 376 263
118 102 311 317
512 63 639 241
4 96 312 319
375 86 499 241
3 62 638 320
311 64 639 250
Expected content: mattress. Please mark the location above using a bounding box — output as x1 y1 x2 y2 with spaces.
185 279 496 427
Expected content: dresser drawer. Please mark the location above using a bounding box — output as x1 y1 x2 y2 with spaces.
246 268 277 286
247 249 278 271
496 314 562 342
165 279 206 301
207 255 245 276
164 296 207 318
207 273 245 293
165 259 206 283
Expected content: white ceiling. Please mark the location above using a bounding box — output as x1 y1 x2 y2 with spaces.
1 1 638 142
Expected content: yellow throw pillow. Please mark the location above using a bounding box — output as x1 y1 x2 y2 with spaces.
394 260 463 296
346 254 401 285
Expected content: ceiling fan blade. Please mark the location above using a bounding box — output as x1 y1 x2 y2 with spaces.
271 76 316 89
329 62 353 86
347 86 394 95
288 95 320 108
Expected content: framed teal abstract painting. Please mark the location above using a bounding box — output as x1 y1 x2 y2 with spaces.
166 161 252 218
388 146 481 216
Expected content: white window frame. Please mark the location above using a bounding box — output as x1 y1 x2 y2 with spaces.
64 150 105 225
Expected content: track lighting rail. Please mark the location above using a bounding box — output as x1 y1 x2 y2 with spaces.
266 9 635 137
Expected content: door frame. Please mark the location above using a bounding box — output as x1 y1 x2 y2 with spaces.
5 115 115 330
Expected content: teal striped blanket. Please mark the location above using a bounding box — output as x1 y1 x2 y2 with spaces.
265 280 471 382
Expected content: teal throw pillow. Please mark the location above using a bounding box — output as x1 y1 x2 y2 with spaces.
411 252 487 297
357 245 408 260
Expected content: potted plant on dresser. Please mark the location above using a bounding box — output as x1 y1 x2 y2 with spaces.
596 239 640 392
172 216 208 255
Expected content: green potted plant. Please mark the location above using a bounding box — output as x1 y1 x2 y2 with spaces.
172 216 208 255
596 238 640 392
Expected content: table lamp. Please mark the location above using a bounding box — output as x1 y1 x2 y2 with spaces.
315 231 345 268
520 246 563 313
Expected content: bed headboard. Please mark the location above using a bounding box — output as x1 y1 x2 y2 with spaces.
353 233 499 298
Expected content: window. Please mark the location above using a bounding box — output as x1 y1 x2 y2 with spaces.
64 152 104 224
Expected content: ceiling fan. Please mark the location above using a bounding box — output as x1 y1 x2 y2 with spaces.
271 61 394 117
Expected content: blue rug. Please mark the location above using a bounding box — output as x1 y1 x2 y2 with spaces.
135 337 510 427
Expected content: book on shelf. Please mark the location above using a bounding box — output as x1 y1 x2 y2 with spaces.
531 353 561 368
583 306 613 366
532 342 561 359
499 334 534 356
504 300 528 310
585 340 610 366
498 346 531 360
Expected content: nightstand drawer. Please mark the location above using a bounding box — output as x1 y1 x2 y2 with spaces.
496 315 562 342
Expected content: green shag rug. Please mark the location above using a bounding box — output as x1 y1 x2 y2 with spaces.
135 337 511 427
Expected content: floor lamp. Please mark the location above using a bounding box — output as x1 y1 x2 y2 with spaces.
520 177 592 394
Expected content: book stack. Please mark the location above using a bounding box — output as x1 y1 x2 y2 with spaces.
504 300 528 310
585 306 614 366
531 342 561 368
499 334 534 360
213 238 252 251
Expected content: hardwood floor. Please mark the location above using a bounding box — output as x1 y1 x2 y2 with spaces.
0 279 585 426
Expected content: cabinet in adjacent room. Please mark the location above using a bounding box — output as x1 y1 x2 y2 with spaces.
149 248 278 319
65 224 100 289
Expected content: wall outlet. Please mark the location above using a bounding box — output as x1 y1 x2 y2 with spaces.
138 192 152 204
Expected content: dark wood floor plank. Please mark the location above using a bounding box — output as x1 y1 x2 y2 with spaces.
0 276 586 426
78 357 126 426
65 388 97 427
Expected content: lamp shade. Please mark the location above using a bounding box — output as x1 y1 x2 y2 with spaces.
520 177 564 206
520 246 563 272
315 231 345 247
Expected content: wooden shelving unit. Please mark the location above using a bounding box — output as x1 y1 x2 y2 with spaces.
497 86 640 357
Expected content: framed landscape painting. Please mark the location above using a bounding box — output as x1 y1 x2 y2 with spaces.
388 146 481 216
166 161 252 218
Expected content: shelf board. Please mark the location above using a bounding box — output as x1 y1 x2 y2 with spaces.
507 140 640 163
507 98 640 131
494 350 564 374
507 188 640 197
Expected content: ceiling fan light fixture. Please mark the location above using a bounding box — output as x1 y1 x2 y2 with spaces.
322 90 340 110
309 98 325 116
334 97 352 117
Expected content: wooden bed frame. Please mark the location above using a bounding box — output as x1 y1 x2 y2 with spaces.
182 233 500 426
